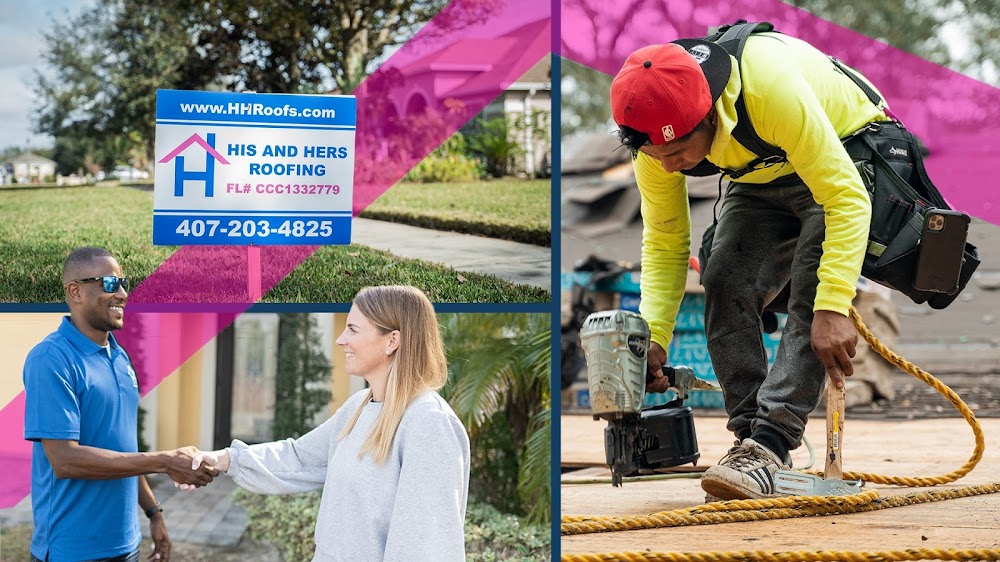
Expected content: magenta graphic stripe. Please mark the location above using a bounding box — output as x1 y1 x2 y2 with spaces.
0 312 240 508
0 395 29 506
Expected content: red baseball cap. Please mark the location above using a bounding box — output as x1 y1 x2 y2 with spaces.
611 39 731 145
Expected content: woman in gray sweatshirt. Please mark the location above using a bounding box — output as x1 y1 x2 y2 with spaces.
186 285 471 561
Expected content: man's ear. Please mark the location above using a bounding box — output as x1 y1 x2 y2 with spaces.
64 282 83 305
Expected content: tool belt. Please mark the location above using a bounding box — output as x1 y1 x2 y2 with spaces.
844 121 979 309
698 121 979 311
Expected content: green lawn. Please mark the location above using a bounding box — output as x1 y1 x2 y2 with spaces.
361 180 551 246
0 186 548 303
0 523 32 561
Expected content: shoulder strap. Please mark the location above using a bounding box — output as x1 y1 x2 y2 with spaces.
829 57 883 108
719 23 786 164
703 22 788 179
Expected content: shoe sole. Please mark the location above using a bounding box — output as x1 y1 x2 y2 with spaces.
701 478 753 501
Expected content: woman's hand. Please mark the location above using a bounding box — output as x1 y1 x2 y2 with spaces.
174 449 231 491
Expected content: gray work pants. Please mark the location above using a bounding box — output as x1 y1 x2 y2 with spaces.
700 178 827 449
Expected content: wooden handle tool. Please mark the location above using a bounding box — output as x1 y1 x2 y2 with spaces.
825 382 846 480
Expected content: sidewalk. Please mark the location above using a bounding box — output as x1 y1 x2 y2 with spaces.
142 475 247 547
352 218 551 290
0 475 250 549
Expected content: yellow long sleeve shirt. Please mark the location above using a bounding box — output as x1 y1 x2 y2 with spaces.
636 32 886 351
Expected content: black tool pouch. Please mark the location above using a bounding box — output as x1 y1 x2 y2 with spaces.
844 122 980 309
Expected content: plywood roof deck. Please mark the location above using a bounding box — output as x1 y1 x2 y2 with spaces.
562 412 1000 556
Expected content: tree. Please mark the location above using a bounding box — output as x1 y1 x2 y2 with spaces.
34 2 194 171
560 0 1000 142
560 59 614 137
34 0 493 173
273 314 333 439
783 0 1000 84
439 313 550 525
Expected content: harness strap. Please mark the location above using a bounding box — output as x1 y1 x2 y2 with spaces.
829 57 883 107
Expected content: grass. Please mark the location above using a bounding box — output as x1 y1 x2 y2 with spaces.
361 180 551 246
0 185 549 303
0 185 175 302
0 523 32 561
268 246 549 303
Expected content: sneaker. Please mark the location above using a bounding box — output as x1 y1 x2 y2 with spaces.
700 438 792 500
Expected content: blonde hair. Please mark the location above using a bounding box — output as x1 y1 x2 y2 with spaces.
338 285 448 464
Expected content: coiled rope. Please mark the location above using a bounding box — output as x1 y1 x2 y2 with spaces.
561 307 1000 562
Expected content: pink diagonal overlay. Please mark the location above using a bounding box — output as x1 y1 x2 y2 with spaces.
0 0 550 509
0 312 238 508
561 0 1000 226
0 394 29 506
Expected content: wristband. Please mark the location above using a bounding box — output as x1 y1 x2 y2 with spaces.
145 504 163 519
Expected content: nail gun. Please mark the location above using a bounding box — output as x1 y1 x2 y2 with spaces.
579 309 721 486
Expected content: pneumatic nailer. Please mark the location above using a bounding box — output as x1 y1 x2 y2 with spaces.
579 309 721 486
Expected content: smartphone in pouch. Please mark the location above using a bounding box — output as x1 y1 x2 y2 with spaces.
914 209 971 293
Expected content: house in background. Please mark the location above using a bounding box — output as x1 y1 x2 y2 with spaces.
381 18 552 176
7 152 56 184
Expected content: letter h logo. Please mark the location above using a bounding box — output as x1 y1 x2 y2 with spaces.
158 133 230 197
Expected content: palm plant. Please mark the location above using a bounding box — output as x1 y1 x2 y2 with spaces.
439 313 551 525
466 116 525 177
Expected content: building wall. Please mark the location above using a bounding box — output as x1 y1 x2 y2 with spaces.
147 313 356 451
0 314 65 406
1 313 359 454
13 161 56 182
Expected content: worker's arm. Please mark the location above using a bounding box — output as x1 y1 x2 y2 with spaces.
755 69 871 385
634 152 691 383
40 439 218 485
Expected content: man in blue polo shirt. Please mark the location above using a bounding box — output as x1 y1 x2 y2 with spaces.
23 247 219 562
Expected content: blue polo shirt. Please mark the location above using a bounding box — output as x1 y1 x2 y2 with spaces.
23 317 141 561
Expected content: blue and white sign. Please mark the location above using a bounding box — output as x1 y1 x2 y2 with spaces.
153 89 356 245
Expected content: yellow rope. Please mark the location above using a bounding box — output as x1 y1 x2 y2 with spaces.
841 307 985 486
562 549 1000 562
562 307 998 562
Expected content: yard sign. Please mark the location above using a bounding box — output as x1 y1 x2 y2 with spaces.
153 89 356 245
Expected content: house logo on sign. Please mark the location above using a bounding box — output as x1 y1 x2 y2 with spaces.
158 133 230 197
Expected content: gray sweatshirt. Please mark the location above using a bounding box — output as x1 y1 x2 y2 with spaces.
226 389 471 562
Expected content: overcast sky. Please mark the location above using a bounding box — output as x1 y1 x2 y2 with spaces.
0 1 92 151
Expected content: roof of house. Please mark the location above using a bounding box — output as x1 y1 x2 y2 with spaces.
400 18 550 98
9 152 56 165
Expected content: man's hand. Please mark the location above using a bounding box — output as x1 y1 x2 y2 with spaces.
175 449 230 491
811 310 858 389
148 512 170 561
163 446 219 488
646 342 671 393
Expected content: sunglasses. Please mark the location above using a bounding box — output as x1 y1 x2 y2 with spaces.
67 276 130 293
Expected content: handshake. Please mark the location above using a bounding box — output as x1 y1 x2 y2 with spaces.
162 447 231 490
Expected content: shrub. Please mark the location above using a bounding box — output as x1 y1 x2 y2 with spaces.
233 492 549 561
235 489 321 561
404 131 484 183
403 153 484 183
464 501 550 562
467 414 522 515
273 314 332 439
467 117 524 178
